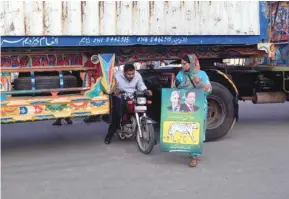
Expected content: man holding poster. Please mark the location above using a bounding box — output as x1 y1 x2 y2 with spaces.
160 54 212 167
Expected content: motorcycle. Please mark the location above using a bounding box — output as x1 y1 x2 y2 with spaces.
117 90 156 154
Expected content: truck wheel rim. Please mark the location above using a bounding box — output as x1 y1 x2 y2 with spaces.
207 96 226 129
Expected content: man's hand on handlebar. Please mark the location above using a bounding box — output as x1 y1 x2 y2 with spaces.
145 90 153 96
114 89 122 95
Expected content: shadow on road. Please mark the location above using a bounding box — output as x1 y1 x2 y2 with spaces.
1 119 108 152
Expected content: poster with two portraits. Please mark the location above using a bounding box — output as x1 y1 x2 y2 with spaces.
160 88 205 155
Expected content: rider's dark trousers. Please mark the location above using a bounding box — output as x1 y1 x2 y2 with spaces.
106 95 126 139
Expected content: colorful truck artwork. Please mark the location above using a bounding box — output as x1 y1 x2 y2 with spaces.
0 54 115 123
1 54 85 67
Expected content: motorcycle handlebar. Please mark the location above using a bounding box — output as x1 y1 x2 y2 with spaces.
119 90 152 98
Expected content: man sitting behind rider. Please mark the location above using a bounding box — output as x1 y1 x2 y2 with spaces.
104 64 152 144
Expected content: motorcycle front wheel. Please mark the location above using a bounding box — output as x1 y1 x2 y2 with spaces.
136 121 155 154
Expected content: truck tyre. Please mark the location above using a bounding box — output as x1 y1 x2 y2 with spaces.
206 82 236 141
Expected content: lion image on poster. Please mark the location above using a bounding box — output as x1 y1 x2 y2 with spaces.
166 123 197 143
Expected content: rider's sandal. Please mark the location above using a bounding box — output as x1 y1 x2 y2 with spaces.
189 157 198 167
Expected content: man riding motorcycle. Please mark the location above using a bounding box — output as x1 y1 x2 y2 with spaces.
104 64 152 144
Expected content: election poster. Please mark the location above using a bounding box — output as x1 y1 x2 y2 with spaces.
160 88 205 154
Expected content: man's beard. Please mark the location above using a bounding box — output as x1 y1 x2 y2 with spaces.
126 77 133 81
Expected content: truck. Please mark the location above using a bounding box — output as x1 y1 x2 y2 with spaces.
1 1 288 141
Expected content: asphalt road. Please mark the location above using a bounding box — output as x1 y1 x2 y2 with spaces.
1 102 289 199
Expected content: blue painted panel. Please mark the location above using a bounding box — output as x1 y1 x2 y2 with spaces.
259 1 270 42
0 35 263 48
101 54 115 63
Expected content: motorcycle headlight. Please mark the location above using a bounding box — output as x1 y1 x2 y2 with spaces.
137 97 146 105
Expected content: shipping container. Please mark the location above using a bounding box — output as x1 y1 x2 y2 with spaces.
0 1 260 36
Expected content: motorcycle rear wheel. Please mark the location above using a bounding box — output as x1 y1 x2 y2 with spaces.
136 122 155 154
